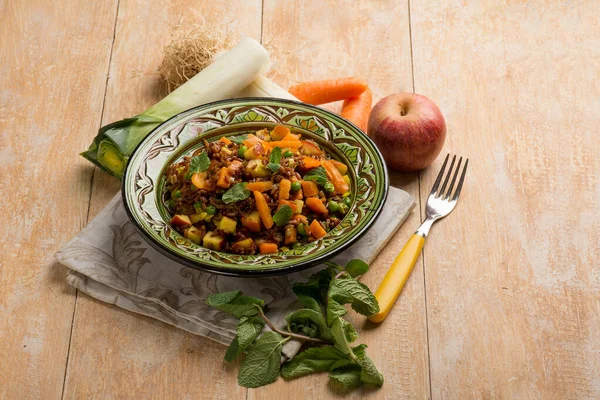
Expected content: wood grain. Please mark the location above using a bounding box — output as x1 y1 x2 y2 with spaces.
410 0 600 398
62 1 261 398
248 1 430 398
0 0 118 398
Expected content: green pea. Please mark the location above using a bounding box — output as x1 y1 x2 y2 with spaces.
297 223 307 236
291 181 302 192
342 196 352 207
283 150 294 158
193 202 203 213
173 190 182 199
238 145 248 157
323 181 335 194
328 200 340 213
205 205 217 215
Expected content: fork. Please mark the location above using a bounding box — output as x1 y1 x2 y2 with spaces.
368 154 469 323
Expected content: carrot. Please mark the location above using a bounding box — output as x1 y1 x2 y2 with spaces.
329 159 348 175
294 188 303 200
270 125 290 140
279 179 291 200
268 140 302 149
306 197 329 216
219 136 232 145
216 167 232 188
300 141 323 156
279 199 297 213
282 133 301 142
288 77 368 105
291 214 308 225
253 190 273 229
309 220 327 239
301 181 319 197
246 181 274 192
191 172 211 190
321 160 349 194
341 87 372 132
302 156 321 169
259 243 278 254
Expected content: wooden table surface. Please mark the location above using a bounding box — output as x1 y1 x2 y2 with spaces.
2 0 599 398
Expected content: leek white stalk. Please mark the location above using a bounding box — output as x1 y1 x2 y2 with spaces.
236 75 299 101
82 37 271 178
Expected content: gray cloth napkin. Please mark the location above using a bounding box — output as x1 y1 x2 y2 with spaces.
55 187 414 359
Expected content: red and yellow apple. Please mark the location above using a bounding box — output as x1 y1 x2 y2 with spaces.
367 93 446 171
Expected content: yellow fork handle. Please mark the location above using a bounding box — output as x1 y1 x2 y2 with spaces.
368 233 425 323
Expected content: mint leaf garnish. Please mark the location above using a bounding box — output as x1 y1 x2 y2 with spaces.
303 166 330 185
326 278 379 324
225 316 266 362
272 204 293 226
222 182 250 204
345 259 369 278
267 147 282 172
230 134 249 144
205 290 264 318
238 331 284 388
329 366 362 390
281 345 345 379
286 309 332 341
190 151 210 173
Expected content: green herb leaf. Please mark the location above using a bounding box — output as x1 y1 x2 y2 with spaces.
190 152 210 173
267 147 282 172
285 309 332 341
292 266 337 307
206 290 264 318
296 294 322 313
230 134 249 144
326 278 379 324
238 331 284 388
354 345 384 386
281 345 346 379
303 166 330 185
222 182 251 204
329 366 362 390
330 318 354 356
339 318 358 343
345 259 369 278
225 316 266 362
273 204 293 226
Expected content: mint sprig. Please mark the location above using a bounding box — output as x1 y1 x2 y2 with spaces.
222 182 251 204
205 259 383 391
190 151 210 173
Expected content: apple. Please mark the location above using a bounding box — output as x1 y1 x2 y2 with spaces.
367 93 446 171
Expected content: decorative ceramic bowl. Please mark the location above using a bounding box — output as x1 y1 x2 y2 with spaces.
122 98 388 276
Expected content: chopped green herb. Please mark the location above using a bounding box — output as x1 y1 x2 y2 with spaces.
303 166 330 185
273 204 293 226
222 182 251 204
230 134 249 145
267 147 283 172
190 151 210 173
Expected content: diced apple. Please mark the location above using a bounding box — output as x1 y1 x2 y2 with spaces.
244 143 267 159
241 210 262 232
171 214 191 228
294 200 304 214
231 238 256 252
330 160 348 175
300 140 323 156
245 159 271 178
190 212 207 224
270 125 290 141
202 231 226 251
217 216 237 234
184 226 205 244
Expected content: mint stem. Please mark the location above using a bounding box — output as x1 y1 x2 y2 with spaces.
256 306 328 344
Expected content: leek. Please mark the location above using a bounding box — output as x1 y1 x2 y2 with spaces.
82 37 271 178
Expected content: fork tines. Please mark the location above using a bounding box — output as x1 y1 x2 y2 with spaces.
429 154 469 202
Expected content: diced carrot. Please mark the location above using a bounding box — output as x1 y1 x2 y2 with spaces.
301 181 319 197
309 220 327 239
216 167 233 188
219 136 232 145
259 243 278 254
329 160 348 175
341 88 372 132
302 156 321 169
191 172 211 190
279 199 297 213
284 225 297 245
282 133 301 142
306 197 329 216
253 190 273 229
268 140 303 149
321 160 349 194
246 181 274 192
300 141 323 156
279 179 291 200
270 125 290 140
241 211 262 233
294 188 303 200
288 77 368 105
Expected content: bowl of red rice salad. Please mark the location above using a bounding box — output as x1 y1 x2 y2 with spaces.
122 98 388 276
